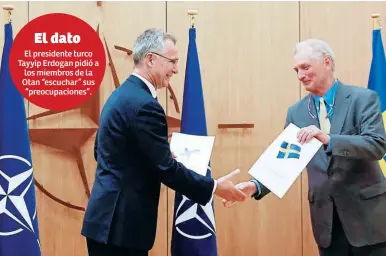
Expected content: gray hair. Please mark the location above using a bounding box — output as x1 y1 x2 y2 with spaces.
132 28 177 65
295 39 335 71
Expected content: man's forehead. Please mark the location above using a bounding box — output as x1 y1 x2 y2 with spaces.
293 53 315 66
164 41 179 57
164 39 177 49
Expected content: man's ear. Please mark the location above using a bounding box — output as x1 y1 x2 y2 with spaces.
144 53 154 68
324 56 333 69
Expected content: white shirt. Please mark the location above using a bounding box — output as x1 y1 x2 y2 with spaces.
132 72 157 99
131 73 217 195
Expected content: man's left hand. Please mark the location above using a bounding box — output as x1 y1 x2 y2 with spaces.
297 125 330 145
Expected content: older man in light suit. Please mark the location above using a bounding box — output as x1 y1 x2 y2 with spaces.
225 39 386 256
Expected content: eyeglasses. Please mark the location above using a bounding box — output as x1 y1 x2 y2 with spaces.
149 52 179 65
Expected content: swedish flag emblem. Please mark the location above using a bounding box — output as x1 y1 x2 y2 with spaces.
368 27 386 176
277 141 301 159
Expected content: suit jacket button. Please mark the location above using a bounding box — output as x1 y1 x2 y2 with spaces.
328 196 333 201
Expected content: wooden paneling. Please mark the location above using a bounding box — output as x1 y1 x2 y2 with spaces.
166 2 301 256
0 2 28 57
300 2 386 87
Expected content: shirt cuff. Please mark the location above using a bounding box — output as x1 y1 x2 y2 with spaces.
249 179 261 198
212 180 217 195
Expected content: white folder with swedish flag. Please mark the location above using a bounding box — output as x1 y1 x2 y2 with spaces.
249 123 322 198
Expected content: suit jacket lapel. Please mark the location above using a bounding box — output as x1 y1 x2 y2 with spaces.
324 82 352 170
330 82 352 135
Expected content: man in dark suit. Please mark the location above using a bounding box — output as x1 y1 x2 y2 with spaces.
224 39 386 256
81 28 247 256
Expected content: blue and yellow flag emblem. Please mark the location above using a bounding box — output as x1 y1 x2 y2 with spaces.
277 141 301 159
368 26 386 176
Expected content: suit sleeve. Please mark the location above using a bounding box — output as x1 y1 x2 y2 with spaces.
327 91 386 160
252 107 294 200
133 100 214 205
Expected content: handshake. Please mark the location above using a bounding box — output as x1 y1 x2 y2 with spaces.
213 169 259 208
171 152 259 207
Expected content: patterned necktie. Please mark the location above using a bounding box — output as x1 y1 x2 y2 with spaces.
319 97 331 134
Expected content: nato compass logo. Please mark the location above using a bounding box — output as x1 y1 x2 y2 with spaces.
174 176 216 239
277 141 301 159
0 155 39 245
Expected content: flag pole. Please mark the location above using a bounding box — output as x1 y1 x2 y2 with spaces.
3 5 13 25
372 13 381 30
188 9 198 28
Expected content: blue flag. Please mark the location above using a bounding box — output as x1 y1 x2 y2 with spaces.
368 27 386 176
171 28 218 256
0 22 41 255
